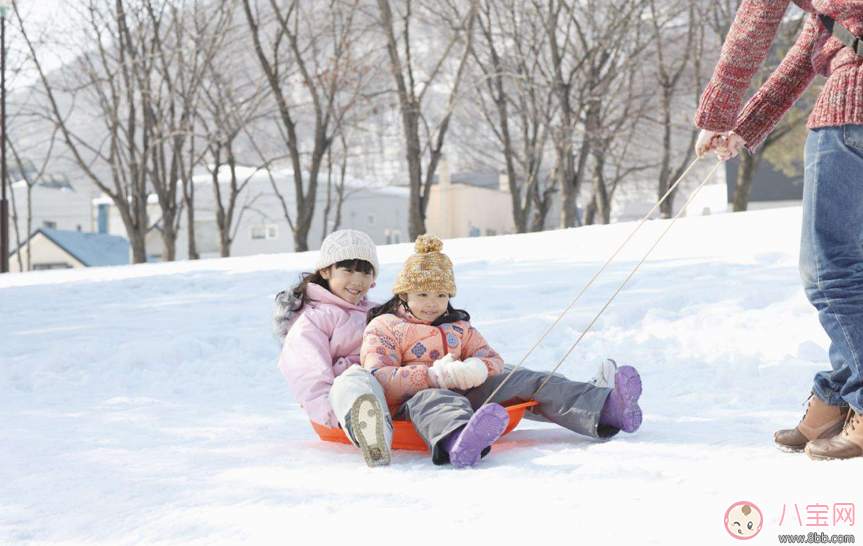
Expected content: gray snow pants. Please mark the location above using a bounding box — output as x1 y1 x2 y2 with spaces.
394 366 616 464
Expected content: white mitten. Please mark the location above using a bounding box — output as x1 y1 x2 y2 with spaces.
453 357 489 389
426 353 459 389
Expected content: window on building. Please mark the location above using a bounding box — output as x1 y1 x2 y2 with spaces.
251 223 279 240
250 225 266 240
367 213 377 226
486 228 497 236
194 220 220 254
42 221 57 229
33 263 73 271
385 229 401 245
468 227 481 238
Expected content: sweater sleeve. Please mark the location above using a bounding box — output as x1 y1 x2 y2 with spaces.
694 0 794 132
277 311 339 429
460 324 505 377
361 317 433 408
733 14 818 151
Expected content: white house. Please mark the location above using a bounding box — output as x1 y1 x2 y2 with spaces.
96 166 410 261
8 172 97 246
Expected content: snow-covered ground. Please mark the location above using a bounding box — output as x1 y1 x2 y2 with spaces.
2 207 857 545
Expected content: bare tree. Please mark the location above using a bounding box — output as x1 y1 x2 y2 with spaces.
139 0 230 260
4 8 60 271
542 0 581 228
7 134 60 271
583 63 655 225
16 1 231 263
647 0 706 218
242 0 372 251
470 0 557 233
321 130 364 240
196 8 272 258
539 0 648 228
375 0 479 239
17 1 155 262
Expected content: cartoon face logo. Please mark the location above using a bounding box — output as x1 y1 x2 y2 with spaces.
724 502 763 540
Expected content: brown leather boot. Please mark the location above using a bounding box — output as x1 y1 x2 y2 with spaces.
806 410 863 460
774 395 849 453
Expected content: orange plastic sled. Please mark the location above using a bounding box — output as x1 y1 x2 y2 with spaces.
311 400 540 452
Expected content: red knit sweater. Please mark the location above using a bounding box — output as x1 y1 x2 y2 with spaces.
695 0 863 150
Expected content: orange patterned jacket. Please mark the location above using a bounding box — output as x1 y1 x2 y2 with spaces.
361 308 505 414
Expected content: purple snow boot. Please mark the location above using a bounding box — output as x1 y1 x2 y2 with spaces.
441 404 509 469
599 365 643 433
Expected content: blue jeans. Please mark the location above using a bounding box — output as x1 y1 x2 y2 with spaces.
802 125 863 414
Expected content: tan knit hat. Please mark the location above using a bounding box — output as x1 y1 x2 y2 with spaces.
314 229 380 279
392 234 456 297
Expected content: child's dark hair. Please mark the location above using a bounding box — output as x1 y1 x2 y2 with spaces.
284 258 375 314
366 294 470 326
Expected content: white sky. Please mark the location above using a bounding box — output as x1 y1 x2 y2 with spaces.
7 0 84 89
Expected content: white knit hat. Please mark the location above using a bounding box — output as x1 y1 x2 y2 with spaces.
314 229 380 279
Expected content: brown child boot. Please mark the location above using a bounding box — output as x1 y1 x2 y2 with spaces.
774 394 850 453
806 410 863 461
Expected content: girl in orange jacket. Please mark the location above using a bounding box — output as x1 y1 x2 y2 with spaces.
361 235 644 468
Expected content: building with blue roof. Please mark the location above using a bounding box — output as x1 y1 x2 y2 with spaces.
8 228 133 272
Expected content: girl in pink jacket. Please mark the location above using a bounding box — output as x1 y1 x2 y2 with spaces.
362 235 644 468
275 230 392 467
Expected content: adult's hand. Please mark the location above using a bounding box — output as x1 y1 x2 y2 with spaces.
715 132 746 162
695 129 726 158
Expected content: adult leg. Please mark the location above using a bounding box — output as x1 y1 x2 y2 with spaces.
800 126 863 460
799 126 863 414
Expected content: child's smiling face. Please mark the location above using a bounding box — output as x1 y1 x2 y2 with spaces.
320 264 373 305
404 292 449 322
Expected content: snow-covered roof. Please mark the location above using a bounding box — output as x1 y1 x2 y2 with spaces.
430 171 503 190
11 176 76 192
192 165 409 197
90 166 408 208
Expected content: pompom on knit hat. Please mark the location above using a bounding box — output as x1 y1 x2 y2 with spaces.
392 234 456 297
314 229 380 279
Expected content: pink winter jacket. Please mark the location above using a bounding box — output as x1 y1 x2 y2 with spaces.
361 309 505 414
277 283 376 428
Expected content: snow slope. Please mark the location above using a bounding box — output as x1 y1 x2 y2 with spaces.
1 207 855 545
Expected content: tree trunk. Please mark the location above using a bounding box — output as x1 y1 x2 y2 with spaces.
218 208 230 258
584 199 597 226
658 90 675 219
592 151 610 225
183 175 198 260
321 146 334 243
159 208 177 262
161 221 177 262
732 150 764 212
26 185 32 270
529 178 553 232
404 111 427 241
129 230 148 263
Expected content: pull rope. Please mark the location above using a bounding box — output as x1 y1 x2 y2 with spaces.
481 157 716 407
528 159 723 400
